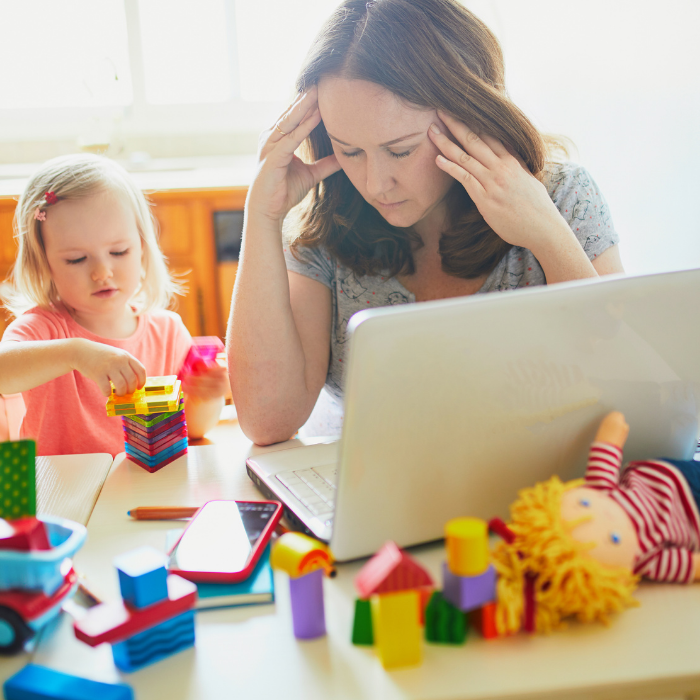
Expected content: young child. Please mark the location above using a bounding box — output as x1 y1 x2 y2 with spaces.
0 154 229 456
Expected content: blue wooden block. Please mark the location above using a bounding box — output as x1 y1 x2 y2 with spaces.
114 546 168 609
442 562 496 612
3 664 133 700
111 609 196 672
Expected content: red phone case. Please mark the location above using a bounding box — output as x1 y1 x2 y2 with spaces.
167 499 282 583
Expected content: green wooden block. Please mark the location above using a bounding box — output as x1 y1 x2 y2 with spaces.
351 598 374 645
425 591 467 645
0 439 36 519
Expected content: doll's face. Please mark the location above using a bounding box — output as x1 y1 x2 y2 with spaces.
560 487 640 570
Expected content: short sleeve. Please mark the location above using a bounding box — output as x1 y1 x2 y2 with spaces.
545 163 620 261
283 242 335 290
2 308 66 343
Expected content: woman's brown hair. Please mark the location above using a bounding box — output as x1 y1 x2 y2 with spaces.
290 0 548 280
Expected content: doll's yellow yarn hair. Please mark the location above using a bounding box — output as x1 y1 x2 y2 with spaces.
492 476 639 635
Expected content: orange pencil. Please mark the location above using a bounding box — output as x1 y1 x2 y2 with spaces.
127 506 200 520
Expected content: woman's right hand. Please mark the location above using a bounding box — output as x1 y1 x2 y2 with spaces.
246 87 341 224
72 339 147 397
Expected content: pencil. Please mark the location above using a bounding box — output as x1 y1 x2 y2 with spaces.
127 506 200 520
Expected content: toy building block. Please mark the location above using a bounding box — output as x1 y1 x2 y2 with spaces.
0 517 50 551
424 591 467 645
370 589 422 669
445 517 489 576
271 533 334 640
74 549 197 672
270 532 334 578
355 541 433 599
106 377 182 416
470 601 500 640
114 546 169 609
288 568 326 639
3 664 134 700
180 336 225 377
442 561 496 612
0 439 36 520
351 598 374 645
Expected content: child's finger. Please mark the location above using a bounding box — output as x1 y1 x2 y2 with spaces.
130 358 147 388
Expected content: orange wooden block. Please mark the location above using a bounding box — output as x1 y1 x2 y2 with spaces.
470 602 499 640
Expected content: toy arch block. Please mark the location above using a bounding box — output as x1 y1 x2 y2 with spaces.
270 532 334 578
370 590 422 669
442 561 496 612
445 517 489 576
355 541 433 599
114 546 168 609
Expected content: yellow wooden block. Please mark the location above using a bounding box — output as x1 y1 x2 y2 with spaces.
445 517 489 576
370 590 422 669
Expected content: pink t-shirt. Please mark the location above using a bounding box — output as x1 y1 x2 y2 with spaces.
2 306 192 456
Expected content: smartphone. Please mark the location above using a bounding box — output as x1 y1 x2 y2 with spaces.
168 500 282 583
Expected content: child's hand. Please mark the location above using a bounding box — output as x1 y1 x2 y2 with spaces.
182 364 230 404
73 339 147 397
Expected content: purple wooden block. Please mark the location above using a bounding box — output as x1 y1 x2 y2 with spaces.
442 562 496 612
288 568 326 639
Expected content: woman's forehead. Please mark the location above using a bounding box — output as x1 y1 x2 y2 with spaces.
318 76 433 146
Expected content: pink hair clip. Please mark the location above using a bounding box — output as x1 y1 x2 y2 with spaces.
45 191 58 205
34 208 46 222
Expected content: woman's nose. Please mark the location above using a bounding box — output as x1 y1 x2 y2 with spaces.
365 158 395 199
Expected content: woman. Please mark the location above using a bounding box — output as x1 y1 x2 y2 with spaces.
227 0 623 445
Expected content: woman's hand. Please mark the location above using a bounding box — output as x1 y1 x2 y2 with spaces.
428 111 571 255
246 87 341 225
182 364 230 404
73 339 146 397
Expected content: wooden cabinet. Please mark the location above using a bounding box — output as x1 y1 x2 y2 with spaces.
0 187 246 340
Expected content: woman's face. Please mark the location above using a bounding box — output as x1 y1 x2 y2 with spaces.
318 77 455 235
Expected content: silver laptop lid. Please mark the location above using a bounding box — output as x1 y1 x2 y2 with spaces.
330 269 700 560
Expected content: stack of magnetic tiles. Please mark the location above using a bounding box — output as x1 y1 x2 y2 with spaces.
106 376 187 473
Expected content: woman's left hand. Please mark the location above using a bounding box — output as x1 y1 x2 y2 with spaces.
428 111 570 255
182 363 230 403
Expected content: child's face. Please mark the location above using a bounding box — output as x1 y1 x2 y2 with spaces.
560 486 640 570
42 189 143 321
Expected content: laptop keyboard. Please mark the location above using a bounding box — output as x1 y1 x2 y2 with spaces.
276 463 337 521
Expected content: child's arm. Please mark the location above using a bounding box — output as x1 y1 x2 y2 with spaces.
182 364 230 439
0 339 146 396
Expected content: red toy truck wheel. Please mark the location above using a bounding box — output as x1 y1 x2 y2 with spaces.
0 606 33 655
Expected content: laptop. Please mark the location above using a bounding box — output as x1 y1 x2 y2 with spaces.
246 268 700 561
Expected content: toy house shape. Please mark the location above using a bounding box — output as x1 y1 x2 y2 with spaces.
355 541 433 599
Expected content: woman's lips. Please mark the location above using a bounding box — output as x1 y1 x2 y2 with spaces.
376 200 406 209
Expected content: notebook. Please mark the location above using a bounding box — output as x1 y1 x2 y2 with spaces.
165 533 274 610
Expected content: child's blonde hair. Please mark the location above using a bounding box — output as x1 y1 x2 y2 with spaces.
2 153 182 317
492 476 639 635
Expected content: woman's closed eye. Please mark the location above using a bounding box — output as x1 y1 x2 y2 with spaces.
340 149 412 160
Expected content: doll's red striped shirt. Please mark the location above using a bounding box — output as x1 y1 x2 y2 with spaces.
585 442 700 583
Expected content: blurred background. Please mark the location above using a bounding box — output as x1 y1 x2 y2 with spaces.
0 0 698 335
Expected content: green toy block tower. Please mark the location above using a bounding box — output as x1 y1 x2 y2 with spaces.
0 440 36 520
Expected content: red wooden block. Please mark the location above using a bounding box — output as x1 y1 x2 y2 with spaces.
470 602 500 640
355 541 433 598
417 586 434 626
74 574 197 646
0 569 77 622
0 517 51 551
125 448 188 473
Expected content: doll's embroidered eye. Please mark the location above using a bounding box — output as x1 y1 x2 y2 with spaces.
610 532 621 544
578 498 591 507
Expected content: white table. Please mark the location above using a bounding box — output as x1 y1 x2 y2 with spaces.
8 443 699 700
